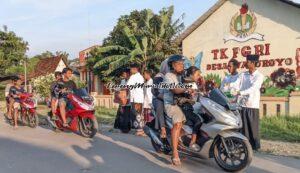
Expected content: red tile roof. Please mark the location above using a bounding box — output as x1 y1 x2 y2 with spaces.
29 56 67 79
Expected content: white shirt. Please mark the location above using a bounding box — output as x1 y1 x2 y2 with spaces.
232 70 264 109
220 73 239 92
143 78 153 108
127 72 144 103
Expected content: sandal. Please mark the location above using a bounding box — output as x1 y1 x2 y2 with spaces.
160 131 167 139
63 123 69 128
171 157 181 166
135 131 147 137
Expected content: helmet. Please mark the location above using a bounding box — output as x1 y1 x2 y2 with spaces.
167 55 184 70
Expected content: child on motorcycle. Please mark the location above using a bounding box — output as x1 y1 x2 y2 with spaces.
174 66 202 152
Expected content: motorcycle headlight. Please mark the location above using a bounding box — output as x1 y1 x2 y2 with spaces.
223 112 239 127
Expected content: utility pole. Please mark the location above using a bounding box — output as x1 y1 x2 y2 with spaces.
24 57 27 92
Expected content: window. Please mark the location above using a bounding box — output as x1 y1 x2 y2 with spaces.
276 104 281 116
263 104 267 117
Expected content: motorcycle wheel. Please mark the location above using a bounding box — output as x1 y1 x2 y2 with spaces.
213 137 253 172
28 112 39 128
79 117 99 138
21 113 29 126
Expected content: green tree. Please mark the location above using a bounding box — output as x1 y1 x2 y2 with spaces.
0 25 28 74
90 6 184 82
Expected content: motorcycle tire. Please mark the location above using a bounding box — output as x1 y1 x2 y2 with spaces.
28 112 39 128
21 113 29 126
79 117 99 138
213 137 253 172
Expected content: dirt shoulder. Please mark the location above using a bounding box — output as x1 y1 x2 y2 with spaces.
260 139 300 159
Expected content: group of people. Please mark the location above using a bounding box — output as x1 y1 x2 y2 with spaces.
47 68 77 128
114 63 154 136
115 54 264 166
3 67 78 129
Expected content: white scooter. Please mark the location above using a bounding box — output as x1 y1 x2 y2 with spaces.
144 88 253 172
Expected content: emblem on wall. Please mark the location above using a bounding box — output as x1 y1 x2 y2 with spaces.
224 3 264 43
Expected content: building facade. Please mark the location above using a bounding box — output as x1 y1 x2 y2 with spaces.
77 45 111 95
179 0 300 116
179 0 300 78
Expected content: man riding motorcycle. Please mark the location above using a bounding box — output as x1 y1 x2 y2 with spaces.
163 55 194 166
57 68 77 127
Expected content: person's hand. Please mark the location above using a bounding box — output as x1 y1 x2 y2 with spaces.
187 88 194 95
230 89 240 96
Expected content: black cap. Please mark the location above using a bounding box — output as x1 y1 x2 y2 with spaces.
167 54 184 67
130 63 140 69
246 54 259 62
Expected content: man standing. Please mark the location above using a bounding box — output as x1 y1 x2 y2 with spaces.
126 63 145 136
47 71 62 126
220 58 240 92
235 55 264 150
9 77 25 129
164 55 192 166
143 70 153 123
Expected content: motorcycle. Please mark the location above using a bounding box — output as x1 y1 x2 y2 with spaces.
47 88 99 138
19 93 39 128
144 88 253 172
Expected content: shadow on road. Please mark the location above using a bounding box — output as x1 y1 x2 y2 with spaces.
70 133 181 173
0 137 80 173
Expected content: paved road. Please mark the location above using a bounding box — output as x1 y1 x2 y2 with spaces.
0 117 299 173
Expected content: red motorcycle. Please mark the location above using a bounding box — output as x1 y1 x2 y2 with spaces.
19 93 39 128
48 88 99 138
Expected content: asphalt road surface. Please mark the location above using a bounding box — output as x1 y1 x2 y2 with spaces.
0 116 299 173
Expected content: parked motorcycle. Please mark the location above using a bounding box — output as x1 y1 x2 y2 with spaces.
19 93 39 128
47 88 99 138
144 88 252 172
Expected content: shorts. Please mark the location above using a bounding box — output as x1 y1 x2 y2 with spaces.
58 98 67 105
13 102 20 109
58 97 73 110
165 104 186 124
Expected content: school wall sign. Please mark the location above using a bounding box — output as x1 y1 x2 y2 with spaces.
179 0 300 78
207 43 293 71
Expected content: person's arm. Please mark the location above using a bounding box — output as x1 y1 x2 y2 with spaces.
240 74 264 95
229 73 242 91
164 73 188 94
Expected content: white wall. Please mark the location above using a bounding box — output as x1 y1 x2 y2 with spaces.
55 59 67 72
182 0 300 78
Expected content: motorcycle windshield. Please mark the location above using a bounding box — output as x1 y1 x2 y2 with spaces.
208 89 235 110
73 88 89 98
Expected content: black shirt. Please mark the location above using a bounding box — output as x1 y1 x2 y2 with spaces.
62 80 77 91
9 86 25 102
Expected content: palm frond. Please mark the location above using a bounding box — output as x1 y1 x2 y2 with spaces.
93 55 128 68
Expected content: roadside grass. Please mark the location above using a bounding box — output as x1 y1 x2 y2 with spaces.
95 107 118 125
260 116 300 143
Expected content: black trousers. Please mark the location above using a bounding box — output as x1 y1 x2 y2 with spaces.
181 103 202 135
152 98 166 130
240 107 260 150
